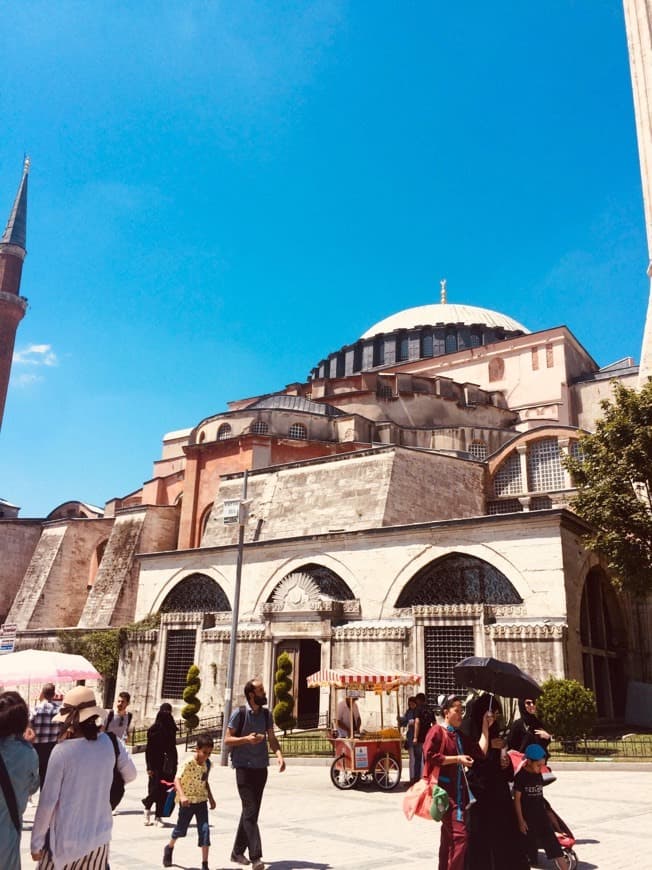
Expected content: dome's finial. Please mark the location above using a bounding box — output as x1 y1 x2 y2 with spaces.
440 278 447 304
23 154 31 174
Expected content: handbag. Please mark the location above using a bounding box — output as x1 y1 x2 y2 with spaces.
403 777 435 821
107 733 126 810
161 785 176 818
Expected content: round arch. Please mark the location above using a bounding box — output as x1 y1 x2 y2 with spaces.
381 544 530 616
395 551 523 608
255 553 361 613
151 567 232 614
159 572 231 613
266 562 356 604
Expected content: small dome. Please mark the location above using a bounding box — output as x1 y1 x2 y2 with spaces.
361 303 529 338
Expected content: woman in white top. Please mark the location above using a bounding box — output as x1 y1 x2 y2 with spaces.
31 686 137 870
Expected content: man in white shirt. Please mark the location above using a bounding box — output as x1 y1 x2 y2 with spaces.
104 691 132 741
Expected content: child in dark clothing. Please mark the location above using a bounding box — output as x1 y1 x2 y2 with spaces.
514 744 569 870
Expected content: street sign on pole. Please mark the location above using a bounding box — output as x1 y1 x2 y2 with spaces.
0 622 17 655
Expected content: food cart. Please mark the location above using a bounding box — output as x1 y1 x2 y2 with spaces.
306 666 422 791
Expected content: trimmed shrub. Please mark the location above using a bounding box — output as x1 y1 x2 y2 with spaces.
181 664 202 731
536 677 597 739
273 651 296 734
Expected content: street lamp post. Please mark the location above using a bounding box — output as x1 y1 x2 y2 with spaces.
220 469 248 766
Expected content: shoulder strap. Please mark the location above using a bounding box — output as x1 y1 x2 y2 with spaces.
206 758 211 775
265 708 272 731
107 731 120 764
127 712 133 728
0 749 21 833
234 706 246 738
106 710 114 727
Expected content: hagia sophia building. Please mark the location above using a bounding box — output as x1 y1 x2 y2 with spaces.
1 0 652 730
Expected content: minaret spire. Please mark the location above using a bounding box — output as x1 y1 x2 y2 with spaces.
0 158 30 430
623 2 652 386
440 278 447 304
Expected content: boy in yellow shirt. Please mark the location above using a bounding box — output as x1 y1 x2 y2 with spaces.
163 734 216 870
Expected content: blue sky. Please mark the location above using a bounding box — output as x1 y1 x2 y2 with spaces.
0 0 647 516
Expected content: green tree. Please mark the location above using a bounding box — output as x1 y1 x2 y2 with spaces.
564 379 652 596
536 677 597 739
273 651 296 734
181 664 202 731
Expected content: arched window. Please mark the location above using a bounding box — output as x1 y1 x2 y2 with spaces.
421 332 433 357
160 573 231 613
445 331 458 353
217 423 232 440
527 437 565 492
198 431 206 443
396 553 522 607
397 335 409 361
580 568 627 718
493 451 523 496
251 420 269 435
288 422 307 440
469 440 488 461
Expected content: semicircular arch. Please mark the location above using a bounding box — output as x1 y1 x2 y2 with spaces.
254 553 360 613
150 567 232 614
383 545 529 614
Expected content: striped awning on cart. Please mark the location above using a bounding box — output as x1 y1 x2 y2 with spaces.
306 667 422 690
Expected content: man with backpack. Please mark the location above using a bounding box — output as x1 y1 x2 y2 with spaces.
412 692 433 780
104 691 132 742
224 678 286 870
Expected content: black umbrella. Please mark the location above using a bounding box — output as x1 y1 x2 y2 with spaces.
454 656 542 699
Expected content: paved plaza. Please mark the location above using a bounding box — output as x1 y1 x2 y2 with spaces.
20 752 652 869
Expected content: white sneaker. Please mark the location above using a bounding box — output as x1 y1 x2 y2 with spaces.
143 808 153 826
252 861 265 870
154 816 163 827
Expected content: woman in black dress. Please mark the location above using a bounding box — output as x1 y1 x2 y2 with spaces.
142 703 178 825
462 694 529 870
508 697 552 759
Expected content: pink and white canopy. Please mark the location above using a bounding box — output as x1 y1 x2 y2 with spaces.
306 667 422 691
0 649 102 686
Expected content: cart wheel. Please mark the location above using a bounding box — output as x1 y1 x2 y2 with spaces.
372 753 401 790
330 755 359 790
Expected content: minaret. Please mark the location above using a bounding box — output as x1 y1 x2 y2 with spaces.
0 158 29 430
623 2 652 385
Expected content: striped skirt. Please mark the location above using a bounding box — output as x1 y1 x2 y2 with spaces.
36 842 109 870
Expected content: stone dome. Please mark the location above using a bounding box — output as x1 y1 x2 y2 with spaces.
361 303 529 338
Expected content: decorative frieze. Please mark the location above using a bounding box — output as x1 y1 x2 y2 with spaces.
204 628 265 641
333 625 408 639
412 604 484 618
486 623 566 639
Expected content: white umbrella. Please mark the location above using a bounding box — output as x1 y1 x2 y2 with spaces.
0 648 102 686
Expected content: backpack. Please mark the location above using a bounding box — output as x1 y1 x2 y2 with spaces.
106 709 133 731
415 706 434 743
107 732 126 810
233 705 272 737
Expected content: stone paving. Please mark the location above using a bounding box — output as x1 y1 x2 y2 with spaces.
20 752 652 869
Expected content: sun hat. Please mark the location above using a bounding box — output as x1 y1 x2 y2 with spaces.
52 686 104 726
524 743 546 760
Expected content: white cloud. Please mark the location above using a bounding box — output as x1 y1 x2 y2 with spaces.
13 344 58 367
15 373 42 387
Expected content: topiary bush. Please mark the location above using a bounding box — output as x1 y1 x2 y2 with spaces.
536 677 597 740
273 651 296 734
181 664 202 731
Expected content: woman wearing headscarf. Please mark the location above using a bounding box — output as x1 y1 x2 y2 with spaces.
30 686 137 870
142 703 178 825
508 697 552 758
0 691 40 870
462 694 529 870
